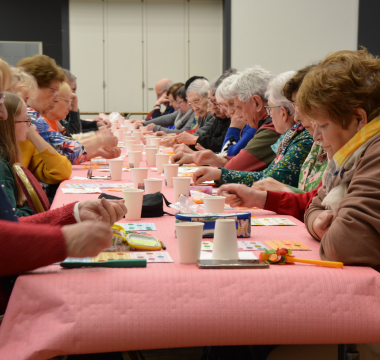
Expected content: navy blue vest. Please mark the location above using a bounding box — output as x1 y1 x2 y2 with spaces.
0 181 18 222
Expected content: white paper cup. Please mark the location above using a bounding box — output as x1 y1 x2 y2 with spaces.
140 126 147 133
128 151 142 168
131 168 148 190
108 158 124 181
132 131 142 143
127 122 136 132
145 147 158 167
124 119 130 126
132 144 144 153
212 219 239 260
125 139 137 153
118 117 125 126
144 178 163 194
116 129 124 142
122 189 144 220
175 222 205 264
156 153 171 173
145 135 155 145
204 196 226 213
163 164 179 187
150 137 162 147
173 177 191 201
111 122 118 132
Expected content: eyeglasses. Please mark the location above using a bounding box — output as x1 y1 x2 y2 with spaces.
177 100 185 106
264 105 282 116
0 93 5 105
59 97 72 106
188 96 204 108
207 97 220 108
48 87 60 97
15 115 33 126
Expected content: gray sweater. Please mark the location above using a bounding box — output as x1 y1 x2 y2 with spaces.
143 109 195 134
194 113 215 136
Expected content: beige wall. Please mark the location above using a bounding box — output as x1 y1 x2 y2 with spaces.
231 0 359 75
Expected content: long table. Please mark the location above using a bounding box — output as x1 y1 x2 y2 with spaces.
1 160 380 360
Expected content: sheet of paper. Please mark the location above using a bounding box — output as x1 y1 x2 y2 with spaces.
61 187 102 194
66 183 133 189
201 240 267 251
116 222 157 231
265 240 311 251
130 252 173 263
96 168 130 172
70 176 109 180
199 251 257 260
251 217 297 226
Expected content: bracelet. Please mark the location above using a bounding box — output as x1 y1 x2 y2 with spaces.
155 104 161 107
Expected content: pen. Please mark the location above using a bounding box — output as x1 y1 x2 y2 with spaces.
160 241 166 250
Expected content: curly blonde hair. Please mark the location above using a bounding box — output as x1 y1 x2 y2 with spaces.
0 58 12 92
10 67 38 101
17 55 65 88
297 48 380 128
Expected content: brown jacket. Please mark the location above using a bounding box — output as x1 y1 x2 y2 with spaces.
305 135 380 270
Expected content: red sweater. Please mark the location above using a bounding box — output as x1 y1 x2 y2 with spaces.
0 203 77 314
264 182 321 221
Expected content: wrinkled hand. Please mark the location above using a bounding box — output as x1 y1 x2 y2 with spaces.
96 146 121 159
102 118 111 128
193 167 222 185
175 132 198 145
312 210 336 239
78 198 127 225
217 184 267 209
252 177 293 193
62 221 112 258
160 136 176 147
146 123 156 132
230 113 247 129
155 131 166 137
157 93 169 105
96 128 118 148
193 150 227 167
170 152 194 165
57 122 66 135
173 143 194 154
195 143 206 151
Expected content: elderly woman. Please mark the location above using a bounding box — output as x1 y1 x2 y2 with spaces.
141 84 195 134
174 78 215 145
17 55 120 164
10 68 72 185
193 71 313 188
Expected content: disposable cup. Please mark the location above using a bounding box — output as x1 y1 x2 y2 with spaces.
145 135 155 145
116 129 124 142
163 164 179 187
144 178 163 194
121 125 128 133
156 153 170 173
118 117 125 126
140 126 147 133
124 119 131 126
122 189 144 220
108 158 124 181
127 122 136 132
146 147 158 167
125 139 137 153
131 168 148 190
132 144 144 153
132 131 142 143
204 196 226 213
212 219 239 259
173 177 191 201
175 222 205 264
128 151 142 168
150 137 162 147
111 122 118 132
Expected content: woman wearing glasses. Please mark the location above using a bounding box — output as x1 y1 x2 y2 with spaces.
193 71 313 188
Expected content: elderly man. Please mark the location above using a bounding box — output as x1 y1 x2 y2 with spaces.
173 78 215 150
148 78 174 119
172 66 280 172
61 69 110 135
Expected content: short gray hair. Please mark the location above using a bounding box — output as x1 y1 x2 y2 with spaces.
186 79 210 97
230 65 274 103
215 74 240 102
265 71 296 116
63 69 77 83
212 68 238 96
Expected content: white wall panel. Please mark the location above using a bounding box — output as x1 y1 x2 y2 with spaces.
231 0 359 75
70 0 104 112
189 0 223 82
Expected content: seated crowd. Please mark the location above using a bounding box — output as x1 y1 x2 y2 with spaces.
1 47 380 358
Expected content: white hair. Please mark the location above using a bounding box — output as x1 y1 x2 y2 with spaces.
215 74 240 102
229 65 274 103
186 79 210 97
265 71 296 116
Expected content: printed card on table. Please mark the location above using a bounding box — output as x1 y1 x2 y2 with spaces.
66 183 133 189
130 252 173 263
251 218 297 226
201 240 267 251
265 240 311 251
116 222 157 231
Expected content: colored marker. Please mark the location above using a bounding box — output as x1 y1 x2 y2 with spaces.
160 241 166 250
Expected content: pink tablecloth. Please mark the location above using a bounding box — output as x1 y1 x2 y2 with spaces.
1 163 380 360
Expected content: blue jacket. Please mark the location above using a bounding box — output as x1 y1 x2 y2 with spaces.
221 124 257 156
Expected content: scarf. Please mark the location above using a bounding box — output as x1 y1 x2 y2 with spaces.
276 122 305 156
321 116 380 210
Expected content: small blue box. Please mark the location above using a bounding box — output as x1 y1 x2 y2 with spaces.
175 212 251 238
